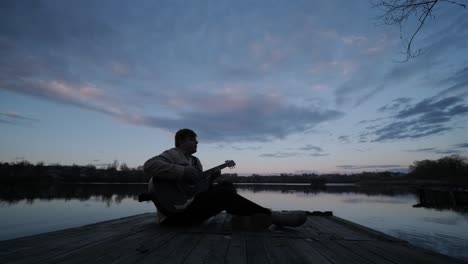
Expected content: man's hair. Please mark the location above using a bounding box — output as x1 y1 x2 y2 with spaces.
175 128 197 147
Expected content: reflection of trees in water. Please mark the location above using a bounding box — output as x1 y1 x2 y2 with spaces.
413 188 468 214
1 183 418 205
0 184 147 205
235 183 415 196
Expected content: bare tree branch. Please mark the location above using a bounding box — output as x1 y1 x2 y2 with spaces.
373 0 466 60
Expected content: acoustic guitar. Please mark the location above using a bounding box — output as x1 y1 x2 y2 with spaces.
153 160 236 213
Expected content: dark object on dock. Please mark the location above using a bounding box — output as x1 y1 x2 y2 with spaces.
0 212 464 264
307 211 333 216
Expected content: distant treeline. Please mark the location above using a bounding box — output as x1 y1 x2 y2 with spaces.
408 155 468 185
0 155 466 185
0 161 402 184
221 174 326 185
0 161 149 184
219 171 404 185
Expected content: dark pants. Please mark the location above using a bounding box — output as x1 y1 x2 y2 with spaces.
162 182 271 225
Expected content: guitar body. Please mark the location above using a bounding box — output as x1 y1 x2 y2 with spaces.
152 160 235 213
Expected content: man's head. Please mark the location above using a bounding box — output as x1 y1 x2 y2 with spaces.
175 128 198 154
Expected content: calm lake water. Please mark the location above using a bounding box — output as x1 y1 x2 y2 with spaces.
1 183 467 261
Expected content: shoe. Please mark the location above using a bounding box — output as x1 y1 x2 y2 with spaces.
231 213 272 230
272 210 307 227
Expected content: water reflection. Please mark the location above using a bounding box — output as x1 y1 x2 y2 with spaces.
1 183 465 210
412 187 468 213
236 183 415 196
0 183 147 205
0 183 414 204
1 183 466 213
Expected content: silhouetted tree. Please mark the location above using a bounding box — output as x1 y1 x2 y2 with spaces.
373 0 466 60
119 163 130 171
409 155 468 184
85 164 97 170
107 160 119 172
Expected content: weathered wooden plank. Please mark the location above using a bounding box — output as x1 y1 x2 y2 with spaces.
310 216 376 240
114 229 180 264
304 239 375 264
316 216 378 240
183 234 231 264
283 238 332 264
0 213 152 250
329 216 406 243
44 221 177 264
138 233 203 264
0 214 156 264
1 213 465 264
363 240 466 264
245 235 269 264
224 232 246 264
304 217 344 240
262 237 304 264
335 240 398 264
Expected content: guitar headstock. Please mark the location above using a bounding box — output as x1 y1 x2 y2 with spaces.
225 160 236 169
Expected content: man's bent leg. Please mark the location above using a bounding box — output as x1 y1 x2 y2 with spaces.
195 182 271 216
165 182 306 228
167 182 271 224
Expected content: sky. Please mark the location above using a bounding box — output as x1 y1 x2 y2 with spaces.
1 0 467 175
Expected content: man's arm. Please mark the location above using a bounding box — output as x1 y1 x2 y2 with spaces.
144 150 201 182
143 151 185 182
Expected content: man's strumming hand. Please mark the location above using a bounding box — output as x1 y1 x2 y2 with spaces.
183 166 202 183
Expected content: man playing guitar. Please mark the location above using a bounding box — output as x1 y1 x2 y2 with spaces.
139 128 306 229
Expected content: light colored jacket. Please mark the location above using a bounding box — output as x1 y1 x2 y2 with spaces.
143 147 203 222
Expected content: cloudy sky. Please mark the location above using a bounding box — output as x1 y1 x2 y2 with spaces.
1 0 467 174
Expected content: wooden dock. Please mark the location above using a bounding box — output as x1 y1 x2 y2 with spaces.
0 212 465 264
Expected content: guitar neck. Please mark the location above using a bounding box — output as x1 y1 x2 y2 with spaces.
203 163 230 180
204 163 228 174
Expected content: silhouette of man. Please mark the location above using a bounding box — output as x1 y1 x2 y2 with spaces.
139 128 306 228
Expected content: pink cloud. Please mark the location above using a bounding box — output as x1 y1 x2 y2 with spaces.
341 35 367 45
200 87 283 114
79 86 105 97
0 111 39 123
40 80 110 104
111 62 130 76
363 34 392 56
249 33 288 72
24 80 126 117
311 84 329 92
365 46 385 55
309 60 358 76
